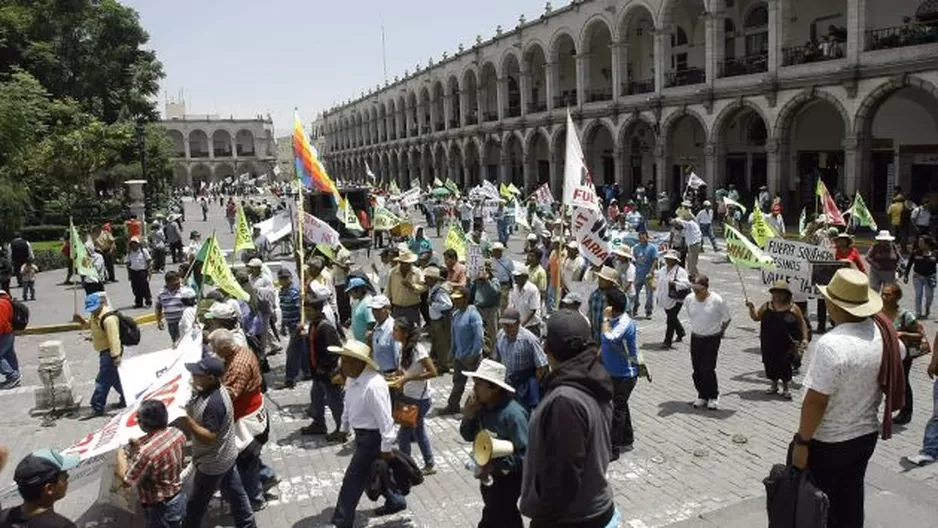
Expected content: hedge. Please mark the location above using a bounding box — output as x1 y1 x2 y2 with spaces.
33 248 69 271
21 225 68 242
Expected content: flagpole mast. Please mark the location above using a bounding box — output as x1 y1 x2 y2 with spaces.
296 110 307 329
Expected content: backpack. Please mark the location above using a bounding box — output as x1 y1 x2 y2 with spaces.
101 311 141 346
7 297 29 331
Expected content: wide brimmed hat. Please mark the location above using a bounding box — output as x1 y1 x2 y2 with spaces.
204 302 238 320
663 250 681 261
768 280 791 295
491 242 505 251
874 230 895 242
423 266 443 280
395 250 418 263
596 266 619 284
613 247 633 259
328 339 378 370
464 359 515 393
370 294 391 309
834 232 854 241
817 268 883 317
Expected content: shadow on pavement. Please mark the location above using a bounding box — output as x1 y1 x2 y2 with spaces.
657 400 737 419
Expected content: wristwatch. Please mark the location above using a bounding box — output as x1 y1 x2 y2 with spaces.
793 433 811 446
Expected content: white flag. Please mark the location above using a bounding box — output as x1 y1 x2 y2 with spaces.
366 162 376 182
722 196 747 214
563 110 599 211
481 180 501 201
512 198 529 229
686 172 706 189
272 165 282 176
533 183 554 205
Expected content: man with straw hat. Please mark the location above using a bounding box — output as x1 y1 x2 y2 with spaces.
507 264 542 337
791 268 905 528
588 266 622 343
459 358 529 528
613 247 635 313
866 230 900 292
386 249 426 328
329 340 407 526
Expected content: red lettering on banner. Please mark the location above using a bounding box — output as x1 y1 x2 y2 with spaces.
124 375 183 428
67 432 98 455
573 211 588 230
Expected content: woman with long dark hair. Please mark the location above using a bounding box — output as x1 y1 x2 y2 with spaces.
388 317 438 475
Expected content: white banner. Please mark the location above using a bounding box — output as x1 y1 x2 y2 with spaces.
760 238 835 298
0 337 202 505
303 212 341 246
687 172 706 189
466 242 485 279
254 211 294 245
572 206 611 267
399 187 422 208
481 180 501 201
533 183 554 205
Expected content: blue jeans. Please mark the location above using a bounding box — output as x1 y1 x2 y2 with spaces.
237 449 263 503
307 379 344 429
396 396 434 466
922 379 938 457
497 221 510 244
184 466 255 528
545 284 557 315
283 330 309 382
21 281 35 300
632 276 654 316
0 333 19 381
913 273 935 316
332 430 406 528
700 224 718 251
143 491 186 528
90 350 125 413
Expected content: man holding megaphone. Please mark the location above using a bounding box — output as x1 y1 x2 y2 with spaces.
459 359 530 528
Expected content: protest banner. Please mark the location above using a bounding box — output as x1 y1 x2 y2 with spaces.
400 187 422 207
466 242 485 279
445 221 467 261
759 238 834 298
724 224 775 270
571 206 611 266
532 183 554 205
302 212 340 247
373 205 401 231
202 236 250 301
234 205 255 253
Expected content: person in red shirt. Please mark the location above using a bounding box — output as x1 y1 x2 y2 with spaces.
833 233 867 274
0 290 20 389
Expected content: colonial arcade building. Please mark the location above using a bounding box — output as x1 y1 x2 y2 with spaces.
321 0 938 215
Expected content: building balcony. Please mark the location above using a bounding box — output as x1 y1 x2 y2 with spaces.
553 91 577 108
586 90 612 103
435 122 445 132
236 148 255 157
719 54 768 78
482 112 498 123
465 115 479 126
527 101 547 114
866 24 938 51
448 119 460 129
410 128 418 137
622 79 655 96
421 125 431 135
190 150 209 158
213 149 232 158
664 68 705 88
782 45 841 66
506 105 521 118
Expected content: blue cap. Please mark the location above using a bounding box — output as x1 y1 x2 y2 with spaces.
345 277 367 292
185 356 225 377
84 292 106 313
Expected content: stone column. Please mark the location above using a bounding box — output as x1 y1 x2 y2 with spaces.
476 87 485 121
575 53 589 107
184 133 191 159
499 150 511 186
613 146 625 190
459 89 468 127
546 61 557 111
654 28 669 92
497 77 507 121
520 71 531 116
612 42 627 99
705 12 720 85
429 101 439 132
846 0 867 65
842 136 862 195
703 142 716 188
523 153 534 193
654 143 668 195
443 94 453 129
767 0 781 72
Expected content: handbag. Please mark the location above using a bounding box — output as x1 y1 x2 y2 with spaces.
668 280 691 300
393 401 419 428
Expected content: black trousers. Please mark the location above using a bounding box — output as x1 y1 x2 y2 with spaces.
335 286 351 325
690 334 721 400
479 471 523 528
664 304 685 345
611 377 637 450
898 358 914 418
82 281 105 296
129 269 151 306
808 432 878 528
816 298 828 332
103 253 116 282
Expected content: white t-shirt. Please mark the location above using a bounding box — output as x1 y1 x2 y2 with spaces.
508 281 542 329
683 292 731 336
402 344 432 400
803 319 884 443
696 209 713 225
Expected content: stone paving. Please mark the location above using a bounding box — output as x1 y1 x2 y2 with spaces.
2 198 938 527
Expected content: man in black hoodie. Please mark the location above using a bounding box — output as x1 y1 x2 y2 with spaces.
520 309 619 528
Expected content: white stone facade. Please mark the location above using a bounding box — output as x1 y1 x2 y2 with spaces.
319 0 938 214
159 100 278 188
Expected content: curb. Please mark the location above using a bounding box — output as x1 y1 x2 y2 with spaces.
18 312 158 336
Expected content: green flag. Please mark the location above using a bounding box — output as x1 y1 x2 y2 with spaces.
70 218 98 280
750 199 776 248
234 205 255 253
338 198 363 231
444 221 467 261
445 178 459 196
849 193 878 231
201 236 250 301
373 205 401 231
724 223 775 270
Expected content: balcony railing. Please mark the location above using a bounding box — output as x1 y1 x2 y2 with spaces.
482 112 498 122
466 115 478 125
506 105 521 118
410 128 418 137
527 101 547 114
623 79 655 96
213 149 232 158
553 91 577 108
664 68 705 88
586 90 612 103
236 147 255 157
866 24 938 51
448 119 459 129
781 45 842 66
421 125 431 135
719 53 768 77
190 150 209 158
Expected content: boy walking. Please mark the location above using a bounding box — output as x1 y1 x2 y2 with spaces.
20 257 38 301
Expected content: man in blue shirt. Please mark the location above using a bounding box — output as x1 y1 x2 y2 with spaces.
347 277 374 343
441 286 483 414
600 289 642 460
470 262 501 358
490 243 514 312
277 268 305 389
631 230 659 319
369 295 400 374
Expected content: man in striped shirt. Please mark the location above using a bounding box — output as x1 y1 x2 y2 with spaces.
116 400 186 526
495 308 549 411
155 271 190 343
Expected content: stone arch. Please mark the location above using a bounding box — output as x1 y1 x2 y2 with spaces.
449 140 465 185
523 41 548 112
550 30 578 106
617 0 659 37
433 142 448 179
234 130 254 156
525 127 551 155
212 129 233 157
774 88 851 140
407 91 418 136
464 136 482 187
191 163 211 185
578 14 615 54
618 113 658 150
526 127 552 189
166 130 185 157
419 85 432 133
501 52 522 118
482 134 503 183
504 132 525 188
580 16 615 102
447 75 461 127
618 113 658 192
188 129 209 158
853 75 938 137
432 80 445 131
711 98 772 146
661 107 710 145
548 27 578 62
550 123 568 194
479 61 499 122
387 99 398 139
583 119 617 185
463 68 480 122
662 108 709 191
499 48 522 79
214 162 235 183
173 163 189 187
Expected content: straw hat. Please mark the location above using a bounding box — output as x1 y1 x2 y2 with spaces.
395 250 418 263
768 280 792 295
596 266 619 284
423 266 443 280
328 339 379 370
464 359 515 393
613 247 633 260
817 268 882 317
874 230 895 242
663 249 681 261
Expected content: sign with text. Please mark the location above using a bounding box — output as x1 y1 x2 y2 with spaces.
572 206 611 267
302 212 340 247
760 238 834 298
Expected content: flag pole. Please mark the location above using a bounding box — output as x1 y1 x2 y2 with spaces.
734 262 749 304
296 161 306 329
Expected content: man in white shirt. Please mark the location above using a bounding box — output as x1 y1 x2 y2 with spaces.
683 274 731 409
560 243 586 294
695 201 719 252
674 218 703 278
508 266 543 337
329 340 407 527
912 199 931 240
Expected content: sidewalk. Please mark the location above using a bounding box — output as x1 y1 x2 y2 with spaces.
665 461 938 528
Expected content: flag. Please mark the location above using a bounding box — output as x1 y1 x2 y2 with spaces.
724 224 775 270
273 165 282 176
508 183 521 195
445 178 459 196
722 196 747 215
366 162 377 183
339 198 363 231
373 205 401 230
500 183 512 199
750 200 775 248
848 193 877 231
185 237 210 295
444 221 467 261
822 193 846 226
816 178 828 198
512 198 529 229
234 205 255 253
563 110 600 211
433 177 443 187
293 111 341 205
70 219 97 281
686 172 706 189
798 207 808 239
389 180 400 194
532 183 554 205
481 180 500 200
201 236 250 301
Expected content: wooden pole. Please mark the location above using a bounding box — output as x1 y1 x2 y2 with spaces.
296 186 306 329
735 262 749 303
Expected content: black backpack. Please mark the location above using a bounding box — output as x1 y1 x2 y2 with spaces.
101 311 141 346
8 298 29 331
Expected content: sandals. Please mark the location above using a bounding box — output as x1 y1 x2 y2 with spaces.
766 385 779 395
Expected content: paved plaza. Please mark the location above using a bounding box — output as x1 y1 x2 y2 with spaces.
2 199 938 527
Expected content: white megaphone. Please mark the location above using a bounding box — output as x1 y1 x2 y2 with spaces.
473 429 514 466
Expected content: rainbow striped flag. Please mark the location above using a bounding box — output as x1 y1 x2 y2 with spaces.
293 111 341 204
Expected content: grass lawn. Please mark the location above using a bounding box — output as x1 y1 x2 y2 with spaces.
33 240 64 252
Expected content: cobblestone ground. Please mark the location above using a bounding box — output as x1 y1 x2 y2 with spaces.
2 199 938 527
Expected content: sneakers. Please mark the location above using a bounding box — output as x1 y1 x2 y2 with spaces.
905 453 936 466
421 464 437 476
707 398 719 410
691 398 707 409
0 375 21 390
300 423 328 435
374 502 407 517
893 413 912 425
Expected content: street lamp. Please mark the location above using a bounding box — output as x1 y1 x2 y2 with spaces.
135 119 151 219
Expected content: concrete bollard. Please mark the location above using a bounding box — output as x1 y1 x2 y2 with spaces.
31 340 82 415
